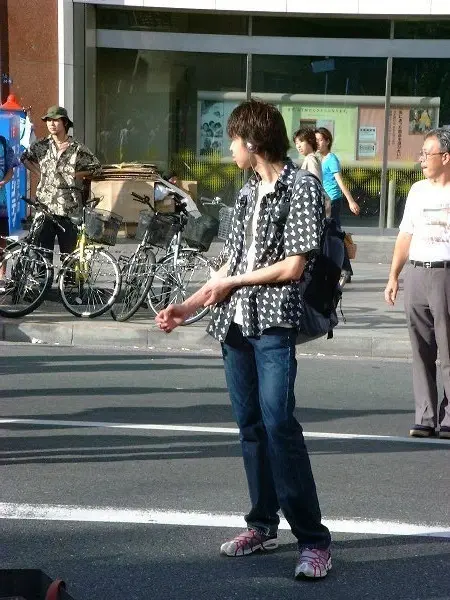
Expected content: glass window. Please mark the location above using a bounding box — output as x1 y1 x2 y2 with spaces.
252 16 390 38
384 58 450 226
394 20 450 39
96 49 246 201
96 8 248 35
252 55 388 227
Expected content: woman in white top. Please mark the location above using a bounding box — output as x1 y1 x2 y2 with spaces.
293 127 330 217
293 127 322 182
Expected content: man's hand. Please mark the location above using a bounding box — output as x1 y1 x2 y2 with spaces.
348 199 360 216
384 276 399 306
155 304 191 333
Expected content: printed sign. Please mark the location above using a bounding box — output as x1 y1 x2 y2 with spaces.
359 126 376 143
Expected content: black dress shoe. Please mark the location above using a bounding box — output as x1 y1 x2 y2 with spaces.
409 425 436 438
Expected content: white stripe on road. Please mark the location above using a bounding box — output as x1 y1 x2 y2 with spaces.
0 502 448 538
1 418 450 445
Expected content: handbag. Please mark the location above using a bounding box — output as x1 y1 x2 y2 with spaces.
343 232 357 260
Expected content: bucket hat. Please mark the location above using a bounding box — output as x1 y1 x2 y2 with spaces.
41 105 73 128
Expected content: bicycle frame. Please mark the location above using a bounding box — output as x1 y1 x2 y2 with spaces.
59 202 109 284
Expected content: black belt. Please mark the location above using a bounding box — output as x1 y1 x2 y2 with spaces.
410 260 450 268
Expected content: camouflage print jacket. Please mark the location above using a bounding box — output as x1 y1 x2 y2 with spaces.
21 136 101 217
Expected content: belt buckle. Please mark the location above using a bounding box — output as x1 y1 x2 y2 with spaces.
424 261 432 268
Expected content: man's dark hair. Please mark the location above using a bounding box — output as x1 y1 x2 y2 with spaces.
227 99 290 163
315 127 333 150
293 127 318 152
62 118 70 134
425 128 450 154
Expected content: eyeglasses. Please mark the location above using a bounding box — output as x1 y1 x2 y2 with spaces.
418 151 448 159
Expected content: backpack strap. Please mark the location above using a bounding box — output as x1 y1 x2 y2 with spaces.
294 168 322 187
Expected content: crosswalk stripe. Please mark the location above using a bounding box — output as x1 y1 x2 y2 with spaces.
0 502 448 538
1 418 449 445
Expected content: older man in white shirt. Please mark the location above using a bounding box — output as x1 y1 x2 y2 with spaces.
385 127 450 439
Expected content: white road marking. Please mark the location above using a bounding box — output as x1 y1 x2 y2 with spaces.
0 503 448 538
1 418 449 445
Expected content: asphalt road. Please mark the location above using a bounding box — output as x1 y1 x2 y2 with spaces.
0 343 449 600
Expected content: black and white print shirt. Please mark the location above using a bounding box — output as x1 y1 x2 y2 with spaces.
21 136 101 217
207 159 325 342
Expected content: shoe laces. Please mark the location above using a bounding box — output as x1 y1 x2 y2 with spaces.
232 529 267 552
299 547 330 568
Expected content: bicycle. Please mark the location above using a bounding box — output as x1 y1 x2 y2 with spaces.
58 197 122 318
111 191 214 324
0 198 54 317
0 196 122 318
110 194 157 322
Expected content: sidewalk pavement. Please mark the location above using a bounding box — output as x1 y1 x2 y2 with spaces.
1 233 412 359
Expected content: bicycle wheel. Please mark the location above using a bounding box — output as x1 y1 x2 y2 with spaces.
147 249 211 325
0 245 53 318
59 247 121 318
110 247 156 322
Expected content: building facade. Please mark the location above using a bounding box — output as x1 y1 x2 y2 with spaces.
3 0 450 228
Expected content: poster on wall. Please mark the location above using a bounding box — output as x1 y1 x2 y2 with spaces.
408 108 433 135
197 99 241 158
199 101 224 155
282 104 358 161
197 93 440 164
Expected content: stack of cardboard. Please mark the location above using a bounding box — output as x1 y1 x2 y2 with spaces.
90 163 171 231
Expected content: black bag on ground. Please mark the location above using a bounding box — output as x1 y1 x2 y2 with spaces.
183 214 219 252
0 569 76 599
298 218 345 341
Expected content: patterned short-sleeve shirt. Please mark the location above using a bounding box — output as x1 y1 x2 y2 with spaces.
21 136 101 217
207 159 325 342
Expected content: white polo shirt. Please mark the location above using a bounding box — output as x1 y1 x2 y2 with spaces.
400 178 450 262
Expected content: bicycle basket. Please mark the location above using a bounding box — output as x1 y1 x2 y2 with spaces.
182 214 218 252
137 211 179 248
218 206 234 241
85 208 122 246
135 210 152 242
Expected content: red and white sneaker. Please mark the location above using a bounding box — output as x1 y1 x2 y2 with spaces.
220 529 278 557
294 547 332 579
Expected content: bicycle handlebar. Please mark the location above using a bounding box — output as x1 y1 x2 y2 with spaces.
200 196 227 208
22 196 66 232
131 191 189 216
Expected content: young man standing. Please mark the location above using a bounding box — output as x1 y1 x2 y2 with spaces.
385 128 450 439
21 105 101 258
156 99 332 579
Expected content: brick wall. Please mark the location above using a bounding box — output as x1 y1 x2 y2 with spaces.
5 0 58 139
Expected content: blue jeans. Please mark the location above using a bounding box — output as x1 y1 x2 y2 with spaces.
221 323 331 550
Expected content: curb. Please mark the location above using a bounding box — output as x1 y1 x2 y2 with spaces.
0 319 412 360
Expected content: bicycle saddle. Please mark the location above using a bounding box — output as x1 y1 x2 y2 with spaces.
70 215 83 226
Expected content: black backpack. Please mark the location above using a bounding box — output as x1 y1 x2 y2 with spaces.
290 170 345 341
298 218 345 340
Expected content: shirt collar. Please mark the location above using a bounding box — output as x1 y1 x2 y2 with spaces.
247 158 297 191
48 135 74 146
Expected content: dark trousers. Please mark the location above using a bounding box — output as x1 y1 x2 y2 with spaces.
330 199 353 275
404 265 450 428
221 323 331 550
38 216 77 262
